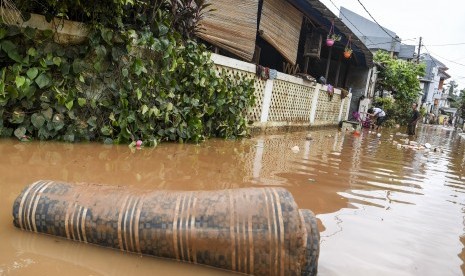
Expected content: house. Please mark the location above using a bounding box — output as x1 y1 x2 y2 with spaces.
339 7 416 61
336 6 419 116
196 0 375 125
419 53 451 116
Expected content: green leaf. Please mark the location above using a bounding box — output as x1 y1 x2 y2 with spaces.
133 58 146 76
78 98 86 107
42 107 53 120
14 127 26 139
26 67 39 80
141 104 148 115
43 29 53 38
23 26 36 39
1 40 22 62
73 59 86 74
53 57 62 66
95 45 107 58
31 113 45 128
9 110 25 124
122 68 128 77
101 125 112 136
35 73 51 89
40 94 50 103
136 88 142 100
87 116 97 128
158 24 169 36
0 28 7 39
79 75 85 83
206 106 215 115
166 102 173 111
93 61 102 72
149 107 160 117
15 76 26 88
65 100 74 110
101 29 113 45
27 47 37 57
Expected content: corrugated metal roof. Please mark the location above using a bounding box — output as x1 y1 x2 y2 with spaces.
287 0 373 67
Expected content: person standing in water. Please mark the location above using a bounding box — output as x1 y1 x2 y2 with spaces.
407 103 421 135
367 107 386 131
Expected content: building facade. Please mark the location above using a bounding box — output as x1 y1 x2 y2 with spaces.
419 53 451 116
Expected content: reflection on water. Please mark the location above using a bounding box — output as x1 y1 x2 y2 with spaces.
0 125 464 275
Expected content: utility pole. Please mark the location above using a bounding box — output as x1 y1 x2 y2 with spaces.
417 36 422 63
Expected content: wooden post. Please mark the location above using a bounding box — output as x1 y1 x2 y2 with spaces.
343 63 351 88
334 56 342 87
325 47 332 80
304 56 310 74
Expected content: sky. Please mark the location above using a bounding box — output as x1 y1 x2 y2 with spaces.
319 0 465 90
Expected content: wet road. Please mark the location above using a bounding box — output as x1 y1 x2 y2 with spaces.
0 125 464 275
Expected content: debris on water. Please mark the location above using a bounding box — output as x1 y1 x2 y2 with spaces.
409 141 418 146
291 146 300 153
396 144 402 149
308 178 316 182
136 140 143 147
424 143 431 149
377 133 381 138
306 134 313 140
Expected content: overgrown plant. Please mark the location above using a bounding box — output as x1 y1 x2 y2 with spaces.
374 51 425 125
0 2 255 145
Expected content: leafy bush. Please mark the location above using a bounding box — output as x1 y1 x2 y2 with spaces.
0 12 254 144
374 51 425 125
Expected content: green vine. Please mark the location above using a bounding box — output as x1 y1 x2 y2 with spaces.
0 2 255 145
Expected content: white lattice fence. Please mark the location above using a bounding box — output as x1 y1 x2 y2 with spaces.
342 96 350 120
268 79 315 122
214 64 265 122
314 88 343 125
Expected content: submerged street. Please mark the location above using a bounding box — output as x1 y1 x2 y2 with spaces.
0 125 464 275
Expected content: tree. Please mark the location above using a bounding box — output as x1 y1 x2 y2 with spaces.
373 51 426 125
458 89 465 121
446 80 458 97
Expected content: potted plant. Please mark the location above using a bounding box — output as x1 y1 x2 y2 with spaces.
343 47 353 58
326 34 341 47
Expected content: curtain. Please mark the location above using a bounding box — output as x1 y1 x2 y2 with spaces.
259 0 303 64
197 0 259 61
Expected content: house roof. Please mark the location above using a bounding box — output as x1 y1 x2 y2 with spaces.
421 53 447 69
339 7 396 38
287 0 373 67
438 69 451 79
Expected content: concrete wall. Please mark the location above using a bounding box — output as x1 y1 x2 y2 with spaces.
211 54 352 131
345 66 371 120
3 8 88 45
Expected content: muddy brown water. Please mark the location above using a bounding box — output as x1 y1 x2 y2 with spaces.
0 125 464 275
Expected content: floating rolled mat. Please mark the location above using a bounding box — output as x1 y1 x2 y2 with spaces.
12 180 319 276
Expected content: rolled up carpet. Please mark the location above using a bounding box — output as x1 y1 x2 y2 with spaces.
12 180 319 275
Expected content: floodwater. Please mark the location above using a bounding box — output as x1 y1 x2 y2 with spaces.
0 125 464 276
